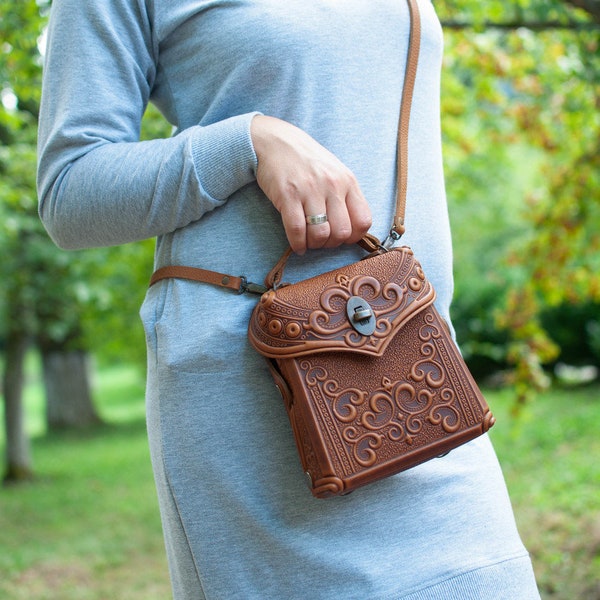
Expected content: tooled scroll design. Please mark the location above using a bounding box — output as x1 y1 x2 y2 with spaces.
301 315 463 471
250 250 435 354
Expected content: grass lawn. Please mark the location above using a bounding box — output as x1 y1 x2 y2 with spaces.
1 360 599 599
0 362 171 600
489 385 600 600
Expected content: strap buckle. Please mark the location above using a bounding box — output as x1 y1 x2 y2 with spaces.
239 276 268 295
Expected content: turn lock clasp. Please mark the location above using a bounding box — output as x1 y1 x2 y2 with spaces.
346 296 376 336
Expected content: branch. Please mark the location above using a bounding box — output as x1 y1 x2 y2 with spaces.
441 20 599 31
564 0 600 23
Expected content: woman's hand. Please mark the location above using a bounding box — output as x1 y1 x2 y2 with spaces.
251 115 372 255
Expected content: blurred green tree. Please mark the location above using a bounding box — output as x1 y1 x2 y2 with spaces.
437 0 600 399
1 0 50 480
0 0 103 481
1 1 163 482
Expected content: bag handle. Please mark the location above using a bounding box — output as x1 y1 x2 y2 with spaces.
150 0 421 292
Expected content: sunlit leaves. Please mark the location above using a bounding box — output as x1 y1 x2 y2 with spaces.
438 1 599 397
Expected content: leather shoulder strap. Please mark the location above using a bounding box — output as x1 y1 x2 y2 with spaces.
150 265 266 294
150 265 245 292
394 0 421 238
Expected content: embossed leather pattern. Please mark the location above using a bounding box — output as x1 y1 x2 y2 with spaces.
248 248 495 498
249 247 435 358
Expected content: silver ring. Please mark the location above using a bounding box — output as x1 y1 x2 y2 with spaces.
305 213 328 225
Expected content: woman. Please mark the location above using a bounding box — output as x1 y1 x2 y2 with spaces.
37 1 540 598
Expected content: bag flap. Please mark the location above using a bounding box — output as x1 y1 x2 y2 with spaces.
248 247 436 359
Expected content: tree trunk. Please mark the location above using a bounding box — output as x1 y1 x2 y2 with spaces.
42 349 102 431
2 332 33 483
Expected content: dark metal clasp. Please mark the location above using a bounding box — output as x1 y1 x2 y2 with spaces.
239 276 268 295
346 296 376 336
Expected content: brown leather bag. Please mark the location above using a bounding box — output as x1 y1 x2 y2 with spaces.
247 245 494 497
246 0 494 497
151 0 495 498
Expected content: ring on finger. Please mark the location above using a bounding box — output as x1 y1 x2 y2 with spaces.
305 213 328 225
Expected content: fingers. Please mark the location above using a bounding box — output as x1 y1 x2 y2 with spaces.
278 201 314 255
304 212 332 250
325 185 372 248
303 201 359 251
302 176 372 252
281 188 371 254
251 115 372 254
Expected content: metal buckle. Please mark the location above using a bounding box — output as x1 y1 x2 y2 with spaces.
239 276 267 295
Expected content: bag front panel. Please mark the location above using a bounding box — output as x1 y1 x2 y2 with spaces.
279 305 494 497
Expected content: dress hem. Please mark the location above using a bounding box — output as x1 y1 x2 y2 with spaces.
383 553 539 600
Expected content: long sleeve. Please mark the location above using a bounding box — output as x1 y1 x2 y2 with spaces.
37 0 259 250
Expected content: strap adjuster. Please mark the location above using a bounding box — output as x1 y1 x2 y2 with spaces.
239 276 267 295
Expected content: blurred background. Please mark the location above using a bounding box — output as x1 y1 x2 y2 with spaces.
1 1 598 598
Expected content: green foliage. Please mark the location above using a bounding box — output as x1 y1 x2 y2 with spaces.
437 1 600 397
437 0 597 25
0 0 164 365
541 302 600 366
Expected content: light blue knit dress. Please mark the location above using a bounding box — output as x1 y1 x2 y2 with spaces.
38 1 540 598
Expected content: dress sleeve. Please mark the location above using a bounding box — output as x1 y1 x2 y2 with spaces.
37 0 259 250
